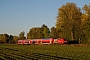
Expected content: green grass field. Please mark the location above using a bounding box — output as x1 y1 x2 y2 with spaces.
0 44 90 60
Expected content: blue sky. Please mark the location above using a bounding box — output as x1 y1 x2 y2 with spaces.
0 0 90 36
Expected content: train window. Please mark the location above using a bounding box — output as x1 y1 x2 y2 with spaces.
25 41 29 43
18 40 22 43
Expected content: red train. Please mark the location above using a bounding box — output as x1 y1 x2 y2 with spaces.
18 38 68 45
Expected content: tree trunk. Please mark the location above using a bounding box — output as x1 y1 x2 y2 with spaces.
71 31 74 41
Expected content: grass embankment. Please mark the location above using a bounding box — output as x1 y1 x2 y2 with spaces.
0 44 90 60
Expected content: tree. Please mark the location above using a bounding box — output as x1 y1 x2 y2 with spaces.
13 36 19 44
27 33 31 39
27 28 36 39
3 33 9 43
0 34 4 43
50 27 58 38
27 27 42 39
41 24 50 38
81 4 90 43
9 35 13 43
27 24 50 39
19 31 26 40
35 27 42 38
56 2 82 41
